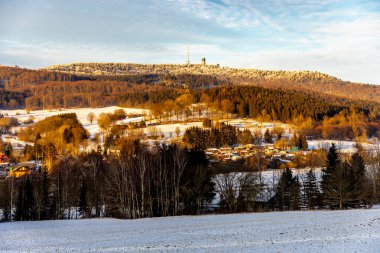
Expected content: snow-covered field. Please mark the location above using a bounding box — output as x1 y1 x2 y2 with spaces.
1 106 149 140
0 106 149 124
1 209 379 253
308 140 378 153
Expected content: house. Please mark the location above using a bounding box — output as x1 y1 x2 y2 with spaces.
9 162 39 178
220 147 232 153
9 165 32 178
285 154 295 161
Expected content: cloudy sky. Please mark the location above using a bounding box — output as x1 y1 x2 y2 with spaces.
1 0 379 84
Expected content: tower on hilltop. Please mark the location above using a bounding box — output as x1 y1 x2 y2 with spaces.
202 57 206 66
186 45 190 65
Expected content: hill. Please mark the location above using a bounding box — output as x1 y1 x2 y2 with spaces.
43 62 380 103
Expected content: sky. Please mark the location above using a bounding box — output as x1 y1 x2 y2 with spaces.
0 0 380 84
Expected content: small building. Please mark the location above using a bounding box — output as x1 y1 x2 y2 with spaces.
9 166 32 178
285 154 295 161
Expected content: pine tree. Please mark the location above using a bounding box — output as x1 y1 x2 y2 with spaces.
321 143 340 206
348 152 367 207
264 129 273 143
290 176 301 210
303 169 320 209
323 161 351 209
275 168 293 210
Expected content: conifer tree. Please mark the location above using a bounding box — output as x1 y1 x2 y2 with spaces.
264 129 273 143
303 169 320 209
348 152 367 207
323 161 351 209
290 176 301 210
275 168 293 210
321 143 340 203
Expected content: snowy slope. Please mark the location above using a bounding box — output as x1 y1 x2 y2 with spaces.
0 209 379 253
1 106 149 140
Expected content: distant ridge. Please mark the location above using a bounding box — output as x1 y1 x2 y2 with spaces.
42 62 379 102
43 62 340 83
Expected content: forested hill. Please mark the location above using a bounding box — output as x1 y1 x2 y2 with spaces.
43 62 380 103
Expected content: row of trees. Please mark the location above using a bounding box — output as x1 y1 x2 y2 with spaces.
182 125 239 149
216 146 374 213
1 142 380 221
274 145 371 210
0 142 215 221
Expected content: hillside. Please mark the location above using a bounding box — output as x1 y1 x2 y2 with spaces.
43 62 380 103
1 209 379 252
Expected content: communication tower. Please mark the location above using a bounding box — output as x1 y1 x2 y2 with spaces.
186 45 190 65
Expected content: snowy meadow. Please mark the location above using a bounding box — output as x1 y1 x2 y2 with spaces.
0 209 379 252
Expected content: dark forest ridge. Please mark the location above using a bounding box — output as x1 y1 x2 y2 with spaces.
43 62 380 103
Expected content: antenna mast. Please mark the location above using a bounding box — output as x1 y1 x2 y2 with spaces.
186 45 190 65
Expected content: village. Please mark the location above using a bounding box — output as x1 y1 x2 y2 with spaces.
0 105 376 179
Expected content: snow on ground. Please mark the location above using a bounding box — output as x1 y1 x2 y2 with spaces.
308 140 378 153
1 106 150 140
147 121 204 137
0 106 149 124
0 209 379 253
224 118 293 136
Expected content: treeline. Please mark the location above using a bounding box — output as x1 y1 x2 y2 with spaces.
1 142 380 221
0 66 77 89
21 81 172 109
0 89 30 108
0 66 227 90
193 86 379 121
183 124 238 149
216 146 375 213
0 143 215 221
274 144 371 210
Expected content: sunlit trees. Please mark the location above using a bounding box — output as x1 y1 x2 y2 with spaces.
98 113 112 133
87 112 96 124
238 129 253 145
0 117 18 134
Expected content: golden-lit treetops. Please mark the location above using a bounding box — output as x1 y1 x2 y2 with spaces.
40 63 380 104
43 62 338 83
18 113 89 151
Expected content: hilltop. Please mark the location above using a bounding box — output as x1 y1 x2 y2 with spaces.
43 62 337 83
43 62 380 103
